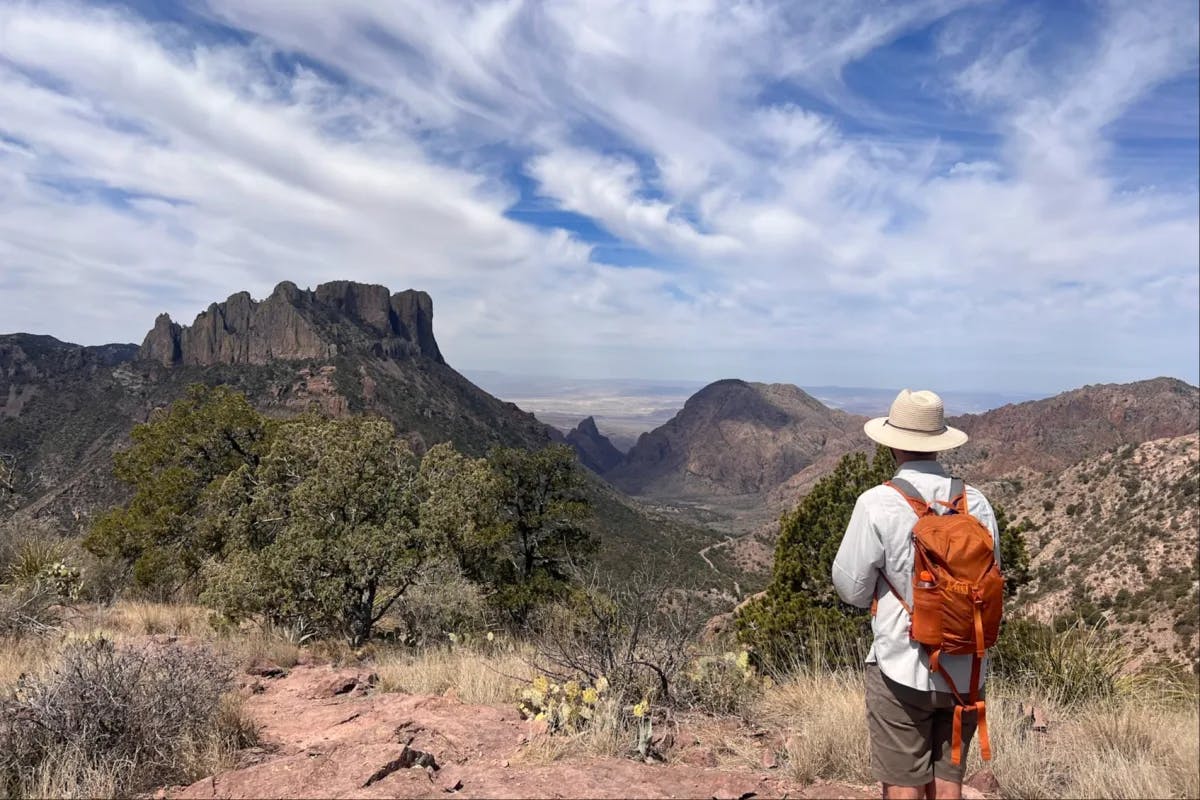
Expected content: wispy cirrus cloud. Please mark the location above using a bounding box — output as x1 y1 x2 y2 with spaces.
0 0 1196 392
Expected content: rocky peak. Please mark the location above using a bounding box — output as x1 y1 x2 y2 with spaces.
139 281 444 367
565 416 624 474
607 379 864 498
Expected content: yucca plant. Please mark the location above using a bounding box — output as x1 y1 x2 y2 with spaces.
994 617 1133 706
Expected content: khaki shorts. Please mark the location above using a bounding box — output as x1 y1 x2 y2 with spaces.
864 663 979 787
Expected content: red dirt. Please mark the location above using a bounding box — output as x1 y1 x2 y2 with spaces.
170 663 984 800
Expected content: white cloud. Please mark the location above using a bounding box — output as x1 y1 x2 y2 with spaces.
0 0 1196 393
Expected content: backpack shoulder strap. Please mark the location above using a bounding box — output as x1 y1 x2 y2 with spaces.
949 477 966 514
885 477 932 517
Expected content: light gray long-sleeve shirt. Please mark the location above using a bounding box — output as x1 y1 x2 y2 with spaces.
831 459 1001 693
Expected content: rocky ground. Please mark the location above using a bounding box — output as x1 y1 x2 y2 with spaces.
168 662 993 800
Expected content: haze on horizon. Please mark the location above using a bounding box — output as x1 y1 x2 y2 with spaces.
0 0 1197 396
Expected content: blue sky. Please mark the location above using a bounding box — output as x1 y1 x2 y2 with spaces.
0 0 1196 394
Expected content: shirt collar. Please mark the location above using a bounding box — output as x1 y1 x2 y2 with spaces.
895 460 947 477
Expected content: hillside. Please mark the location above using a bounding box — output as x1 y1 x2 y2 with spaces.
0 334 147 520
1002 433 1199 669
944 377 1199 485
605 380 863 529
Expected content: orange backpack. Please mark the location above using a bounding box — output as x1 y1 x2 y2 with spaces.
877 477 1005 766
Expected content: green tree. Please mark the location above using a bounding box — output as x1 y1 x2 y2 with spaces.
201 415 429 646
418 443 507 588
487 444 596 624
84 385 271 594
737 446 894 669
995 505 1031 597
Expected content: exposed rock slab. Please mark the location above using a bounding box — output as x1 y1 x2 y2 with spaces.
172 663 864 800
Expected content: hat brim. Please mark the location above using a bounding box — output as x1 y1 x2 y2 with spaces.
863 417 969 452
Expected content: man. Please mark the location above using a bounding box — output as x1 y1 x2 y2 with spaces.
832 389 1000 800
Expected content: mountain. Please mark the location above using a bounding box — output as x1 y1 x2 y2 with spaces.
943 378 1199 479
1 282 555 527
1003 433 1199 670
565 417 624 473
604 380 865 532
605 375 1199 580
0 281 730 590
136 280 554 454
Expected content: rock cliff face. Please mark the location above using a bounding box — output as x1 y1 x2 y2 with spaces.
140 281 443 367
565 416 624 474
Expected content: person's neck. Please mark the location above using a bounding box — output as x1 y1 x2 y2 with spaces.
891 450 937 467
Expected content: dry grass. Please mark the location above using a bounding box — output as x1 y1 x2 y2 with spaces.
61 602 310 671
756 668 872 784
73 600 215 639
517 697 628 764
967 685 1200 799
754 665 1198 799
18 747 125 800
373 642 534 705
221 628 304 670
0 635 61 690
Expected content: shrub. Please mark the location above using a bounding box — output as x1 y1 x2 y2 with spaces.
678 649 760 715
991 617 1133 706
0 582 60 639
994 508 1032 596
385 564 488 646
533 567 703 709
0 638 253 797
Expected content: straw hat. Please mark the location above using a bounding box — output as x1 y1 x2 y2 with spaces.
863 389 968 452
